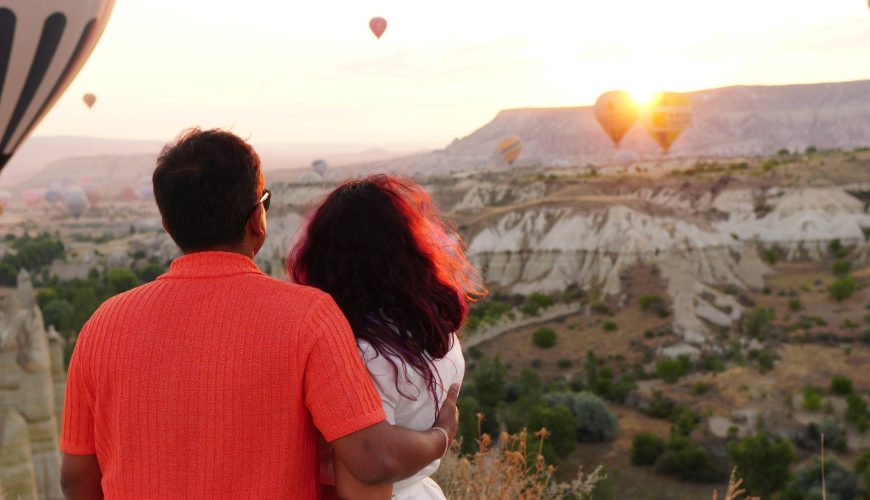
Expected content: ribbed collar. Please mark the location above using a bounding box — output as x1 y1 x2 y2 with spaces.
162 251 263 279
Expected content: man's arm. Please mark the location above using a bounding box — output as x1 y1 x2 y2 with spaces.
331 384 459 485
60 453 103 500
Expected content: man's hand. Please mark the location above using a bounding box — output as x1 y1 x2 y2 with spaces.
433 383 461 447
60 453 103 499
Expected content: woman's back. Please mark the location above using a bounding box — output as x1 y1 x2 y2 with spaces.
358 333 465 498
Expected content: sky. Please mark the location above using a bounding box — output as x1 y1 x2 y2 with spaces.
31 0 870 150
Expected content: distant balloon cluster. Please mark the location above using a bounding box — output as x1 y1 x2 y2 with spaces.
7 178 155 218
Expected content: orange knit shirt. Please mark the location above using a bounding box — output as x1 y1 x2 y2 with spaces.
60 251 386 499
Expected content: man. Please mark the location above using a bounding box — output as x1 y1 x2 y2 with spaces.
59 129 459 499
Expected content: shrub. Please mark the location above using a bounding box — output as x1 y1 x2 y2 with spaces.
788 298 802 312
557 359 573 369
527 405 578 458
692 381 712 395
802 386 823 411
631 433 666 466
830 375 854 396
784 459 857 500
726 432 796 498
544 391 618 443
762 248 779 265
855 451 870 490
845 393 869 431
829 275 858 302
521 292 555 317
639 295 664 311
740 307 775 339
656 358 689 384
602 320 618 332
532 327 557 349
654 435 722 483
806 418 847 451
468 346 483 360
591 303 612 316
832 259 852 276
828 238 848 258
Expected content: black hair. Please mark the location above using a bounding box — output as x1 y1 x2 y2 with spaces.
153 128 264 252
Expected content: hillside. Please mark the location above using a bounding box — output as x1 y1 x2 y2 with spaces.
347 79 870 177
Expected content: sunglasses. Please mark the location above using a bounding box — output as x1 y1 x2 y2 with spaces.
246 189 271 222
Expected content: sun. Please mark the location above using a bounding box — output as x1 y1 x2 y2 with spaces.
627 88 658 108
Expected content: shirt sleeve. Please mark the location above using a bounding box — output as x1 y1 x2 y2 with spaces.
357 341 401 425
59 322 97 455
301 295 386 442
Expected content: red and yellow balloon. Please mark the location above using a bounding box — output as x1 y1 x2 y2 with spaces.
594 91 639 148
497 136 523 165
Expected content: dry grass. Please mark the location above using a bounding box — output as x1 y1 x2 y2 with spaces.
432 414 604 500
712 469 761 500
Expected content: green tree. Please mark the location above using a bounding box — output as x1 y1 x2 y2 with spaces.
783 459 857 500
631 433 666 466
520 292 554 317
41 299 75 333
845 393 869 431
830 375 854 396
472 357 507 414
105 267 140 295
532 327 557 348
654 435 722 483
656 358 688 384
456 395 482 455
828 275 857 302
545 391 618 443
832 259 852 276
726 432 796 498
741 307 775 339
802 386 823 411
527 405 577 459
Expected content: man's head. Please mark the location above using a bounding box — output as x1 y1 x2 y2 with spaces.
153 129 267 256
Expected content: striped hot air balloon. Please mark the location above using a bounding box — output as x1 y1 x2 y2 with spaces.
642 92 692 155
497 135 523 165
0 1 116 172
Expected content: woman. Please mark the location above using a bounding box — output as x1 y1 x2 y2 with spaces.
288 175 484 499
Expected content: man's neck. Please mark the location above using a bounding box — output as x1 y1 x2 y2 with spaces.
187 244 255 260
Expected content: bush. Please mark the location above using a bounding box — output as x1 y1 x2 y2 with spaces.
788 298 802 312
830 375 854 396
741 307 775 339
829 275 858 302
557 359 573 369
803 386 823 411
639 295 664 311
544 391 618 443
654 435 722 483
762 248 779 265
602 320 618 332
532 327 557 349
631 433 666 466
828 238 848 258
726 432 796 498
855 451 870 490
521 293 555 317
845 393 869 431
527 405 578 458
832 259 852 276
656 357 690 384
784 459 858 500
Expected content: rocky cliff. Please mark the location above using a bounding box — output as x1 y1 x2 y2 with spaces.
0 270 66 500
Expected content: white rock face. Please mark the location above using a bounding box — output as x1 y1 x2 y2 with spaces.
466 186 870 348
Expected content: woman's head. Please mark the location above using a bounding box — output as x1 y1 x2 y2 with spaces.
288 175 484 402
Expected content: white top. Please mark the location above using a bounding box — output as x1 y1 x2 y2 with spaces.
358 333 465 499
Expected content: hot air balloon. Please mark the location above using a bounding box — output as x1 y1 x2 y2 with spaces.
45 181 64 204
642 92 692 155
119 186 138 202
369 17 387 39
311 159 328 177
84 185 102 207
497 136 523 165
594 91 639 148
0 1 116 173
63 189 88 218
83 93 96 109
21 189 42 208
137 184 154 201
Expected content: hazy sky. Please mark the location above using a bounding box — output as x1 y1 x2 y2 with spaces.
32 0 870 149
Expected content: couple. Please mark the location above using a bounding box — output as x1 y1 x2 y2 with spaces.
58 129 482 499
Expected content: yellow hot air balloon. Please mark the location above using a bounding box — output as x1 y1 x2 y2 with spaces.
643 92 692 155
497 136 523 165
594 90 639 148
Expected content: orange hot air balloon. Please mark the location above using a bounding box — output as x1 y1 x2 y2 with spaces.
369 17 387 39
497 136 523 165
83 93 97 109
594 91 639 148
642 92 692 155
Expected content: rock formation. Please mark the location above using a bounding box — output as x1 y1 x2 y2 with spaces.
0 270 65 499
